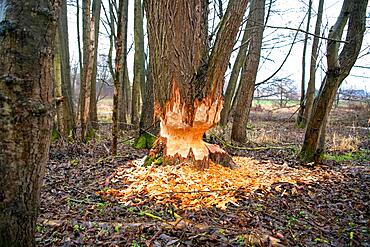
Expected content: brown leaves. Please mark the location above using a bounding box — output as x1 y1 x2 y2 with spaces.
99 157 342 210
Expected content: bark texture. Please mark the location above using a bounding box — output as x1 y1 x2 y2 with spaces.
231 0 265 142
302 0 324 127
56 0 75 136
296 0 312 126
112 0 128 155
89 0 102 129
80 0 95 140
220 12 251 126
131 0 145 126
300 0 367 162
145 0 248 168
0 0 60 246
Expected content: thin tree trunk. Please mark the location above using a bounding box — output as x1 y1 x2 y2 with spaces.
302 0 324 127
90 0 102 129
76 0 83 123
296 0 312 126
80 0 95 140
231 0 265 142
145 0 248 168
54 31 64 134
112 0 128 155
118 0 129 127
220 11 251 126
134 0 147 128
0 1 60 245
300 0 367 162
59 0 75 135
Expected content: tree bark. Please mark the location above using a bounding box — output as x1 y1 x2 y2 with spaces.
302 0 324 127
54 31 64 134
296 0 312 126
300 0 367 162
117 0 129 127
89 0 102 129
80 0 95 140
58 0 75 136
132 0 145 127
112 0 128 155
0 1 60 246
220 8 251 126
145 0 248 169
231 0 265 143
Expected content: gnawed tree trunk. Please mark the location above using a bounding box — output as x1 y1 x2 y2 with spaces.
145 0 248 169
0 0 60 245
112 0 128 155
89 0 102 129
302 0 324 127
296 0 312 127
300 0 367 162
231 0 265 143
220 9 251 126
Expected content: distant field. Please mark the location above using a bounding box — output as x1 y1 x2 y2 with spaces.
252 99 299 107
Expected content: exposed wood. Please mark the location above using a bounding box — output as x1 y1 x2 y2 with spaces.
145 0 248 168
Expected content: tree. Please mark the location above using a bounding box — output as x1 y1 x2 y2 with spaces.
231 0 266 142
54 0 75 136
80 0 95 140
302 0 324 127
296 0 312 127
145 0 248 168
300 0 367 162
89 0 102 129
220 11 251 126
131 0 145 127
112 0 129 155
0 0 60 245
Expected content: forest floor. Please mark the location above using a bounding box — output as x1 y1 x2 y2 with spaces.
36 103 370 247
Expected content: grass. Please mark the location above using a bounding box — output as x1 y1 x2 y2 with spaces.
323 149 370 162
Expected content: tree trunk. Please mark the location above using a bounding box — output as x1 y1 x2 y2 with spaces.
231 0 265 143
80 0 95 140
0 1 60 246
112 0 128 155
296 0 312 127
139 64 155 131
89 0 102 129
302 0 324 127
220 9 251 126
59 0 75 135
54 31 64 134
300 0 367 162
145 0 248 169
134 0 148 129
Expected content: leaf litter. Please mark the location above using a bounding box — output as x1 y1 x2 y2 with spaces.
99 157 343 210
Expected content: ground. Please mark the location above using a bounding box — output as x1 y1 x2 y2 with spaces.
36 101 370 246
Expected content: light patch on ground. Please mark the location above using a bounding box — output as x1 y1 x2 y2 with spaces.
99 157 343 210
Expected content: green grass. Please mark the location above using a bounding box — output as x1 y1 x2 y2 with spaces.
323 149 370 162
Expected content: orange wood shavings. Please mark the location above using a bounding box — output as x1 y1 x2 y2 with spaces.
98 157 343 210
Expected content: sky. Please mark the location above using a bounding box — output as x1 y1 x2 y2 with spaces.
67 0 370 93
